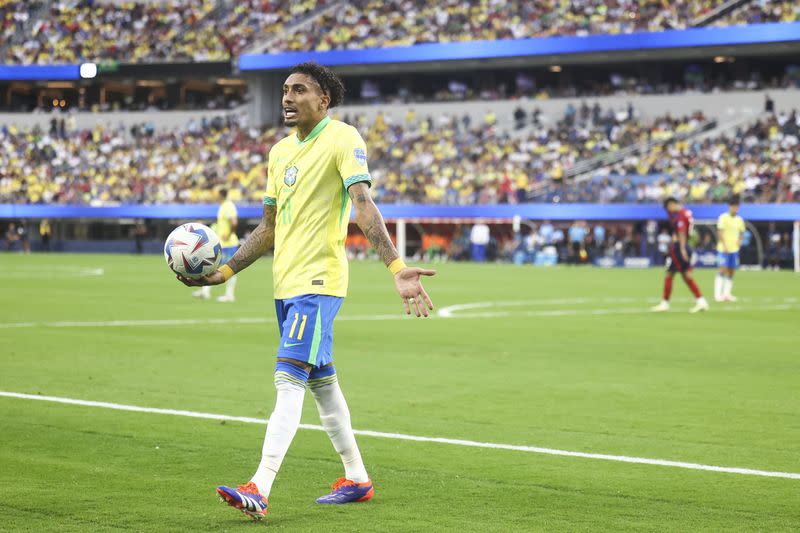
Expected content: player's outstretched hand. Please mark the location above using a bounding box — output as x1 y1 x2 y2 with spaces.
175 270 226 287
394 267 436 317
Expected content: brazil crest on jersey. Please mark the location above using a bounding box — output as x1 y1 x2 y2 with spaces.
264 117 371 299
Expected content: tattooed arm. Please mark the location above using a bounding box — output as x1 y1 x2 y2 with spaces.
227 204 276 274
348 182 399 267
177 204 276 286
348 182 436 317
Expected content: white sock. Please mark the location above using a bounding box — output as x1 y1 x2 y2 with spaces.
697 296 708 305
201 285 211 297
723 277 733 297
311 380 369 483
250 379 306 497
714 274 723 300
225 275 237 298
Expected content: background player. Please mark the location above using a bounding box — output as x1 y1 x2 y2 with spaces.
193 188 239 302
177 62 435 520
651 197 709 313
715 196 746 302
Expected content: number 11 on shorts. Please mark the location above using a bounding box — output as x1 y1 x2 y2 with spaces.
288 313 308 340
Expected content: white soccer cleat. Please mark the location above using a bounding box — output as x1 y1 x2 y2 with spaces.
689 299 710 314
650 301 670 312
724 295 737 302
714 297 725 303
192 289 210 299
217 295 235 303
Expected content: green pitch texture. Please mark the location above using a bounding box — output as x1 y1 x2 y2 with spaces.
1 254 798 531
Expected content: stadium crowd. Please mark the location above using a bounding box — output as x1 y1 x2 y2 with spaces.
1 104 797 207
0 103 740 206
1 0 798 64
0 0 330 65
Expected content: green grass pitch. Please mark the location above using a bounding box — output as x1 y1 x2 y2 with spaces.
1 253 798 531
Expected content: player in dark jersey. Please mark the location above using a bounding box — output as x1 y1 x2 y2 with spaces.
651 197 709 313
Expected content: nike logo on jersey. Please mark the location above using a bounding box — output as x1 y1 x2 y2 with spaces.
283 342 302 348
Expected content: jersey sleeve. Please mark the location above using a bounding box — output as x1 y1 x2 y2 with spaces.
264 148 277 206
716 215 725 230
336 126 372 190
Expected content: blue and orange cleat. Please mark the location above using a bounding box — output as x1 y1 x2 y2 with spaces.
315 477 374 504
216 482 268 520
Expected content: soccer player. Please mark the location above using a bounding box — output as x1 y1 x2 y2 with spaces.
177 62 435 520
651 197 709 313
193 189 239 302
715 196 746 302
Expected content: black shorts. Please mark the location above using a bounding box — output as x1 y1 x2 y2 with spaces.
666 244 692 274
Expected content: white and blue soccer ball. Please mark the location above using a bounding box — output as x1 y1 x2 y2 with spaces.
164 223 222 279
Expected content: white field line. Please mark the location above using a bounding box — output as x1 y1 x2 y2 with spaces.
0 390 797 480
0 300 797 329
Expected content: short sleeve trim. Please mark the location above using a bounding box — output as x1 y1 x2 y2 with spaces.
344 174 372 190
263 196 277 206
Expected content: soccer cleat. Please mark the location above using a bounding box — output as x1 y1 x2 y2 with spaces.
216 295 235 303
689 299 710 314
192 289 210 299
216 482 268 520
650 301 670 312
714 297 725 303
724 295 737 302
315 477 374 504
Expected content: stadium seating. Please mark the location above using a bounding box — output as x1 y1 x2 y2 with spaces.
1 0 797 64
1 0 330 64
12 105 789 206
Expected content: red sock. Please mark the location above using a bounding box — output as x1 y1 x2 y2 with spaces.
683 275 702 298
663 275 673 301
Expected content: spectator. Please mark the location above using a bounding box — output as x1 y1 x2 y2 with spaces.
5 222 20 251
39 218 51 251
470 222 491 262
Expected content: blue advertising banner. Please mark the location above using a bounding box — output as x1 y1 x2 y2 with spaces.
0 64 81 81
239 22 800 71
2 203 799 221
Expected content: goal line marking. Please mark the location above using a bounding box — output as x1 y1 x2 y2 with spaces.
1 391 797 480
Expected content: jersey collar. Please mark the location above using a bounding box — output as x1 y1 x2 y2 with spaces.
296 116 331 145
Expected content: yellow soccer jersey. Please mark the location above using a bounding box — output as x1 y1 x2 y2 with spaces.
716 213 745 253
264 117 371 299
217 199 239 247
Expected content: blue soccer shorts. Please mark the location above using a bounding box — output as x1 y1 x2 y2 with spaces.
274 294 344 368
717 251 739 270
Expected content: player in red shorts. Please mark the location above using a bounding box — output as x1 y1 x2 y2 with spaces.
651 197 709 313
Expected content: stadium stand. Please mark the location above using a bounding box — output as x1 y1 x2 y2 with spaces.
5 105 797 207
1 0 798 64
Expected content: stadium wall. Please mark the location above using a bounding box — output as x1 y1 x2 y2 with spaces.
336 89 800 127
0 107 246 131
1 89 797 131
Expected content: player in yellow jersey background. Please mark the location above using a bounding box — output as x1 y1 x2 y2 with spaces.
715 195 746 302
177 62 435 519
194 188 240 302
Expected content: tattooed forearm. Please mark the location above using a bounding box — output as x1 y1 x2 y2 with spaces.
226 205 276 274
349 183 398 266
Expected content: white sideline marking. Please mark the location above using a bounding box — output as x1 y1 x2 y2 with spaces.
0 391 798 480
0 301 798 330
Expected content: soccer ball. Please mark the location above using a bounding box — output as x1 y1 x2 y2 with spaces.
164 223 222 279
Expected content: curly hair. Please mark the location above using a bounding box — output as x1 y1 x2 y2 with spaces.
289 62 345 108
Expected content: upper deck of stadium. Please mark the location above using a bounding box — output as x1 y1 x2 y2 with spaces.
0 0 797 65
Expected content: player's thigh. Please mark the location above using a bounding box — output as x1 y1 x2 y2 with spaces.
275 295 343 368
